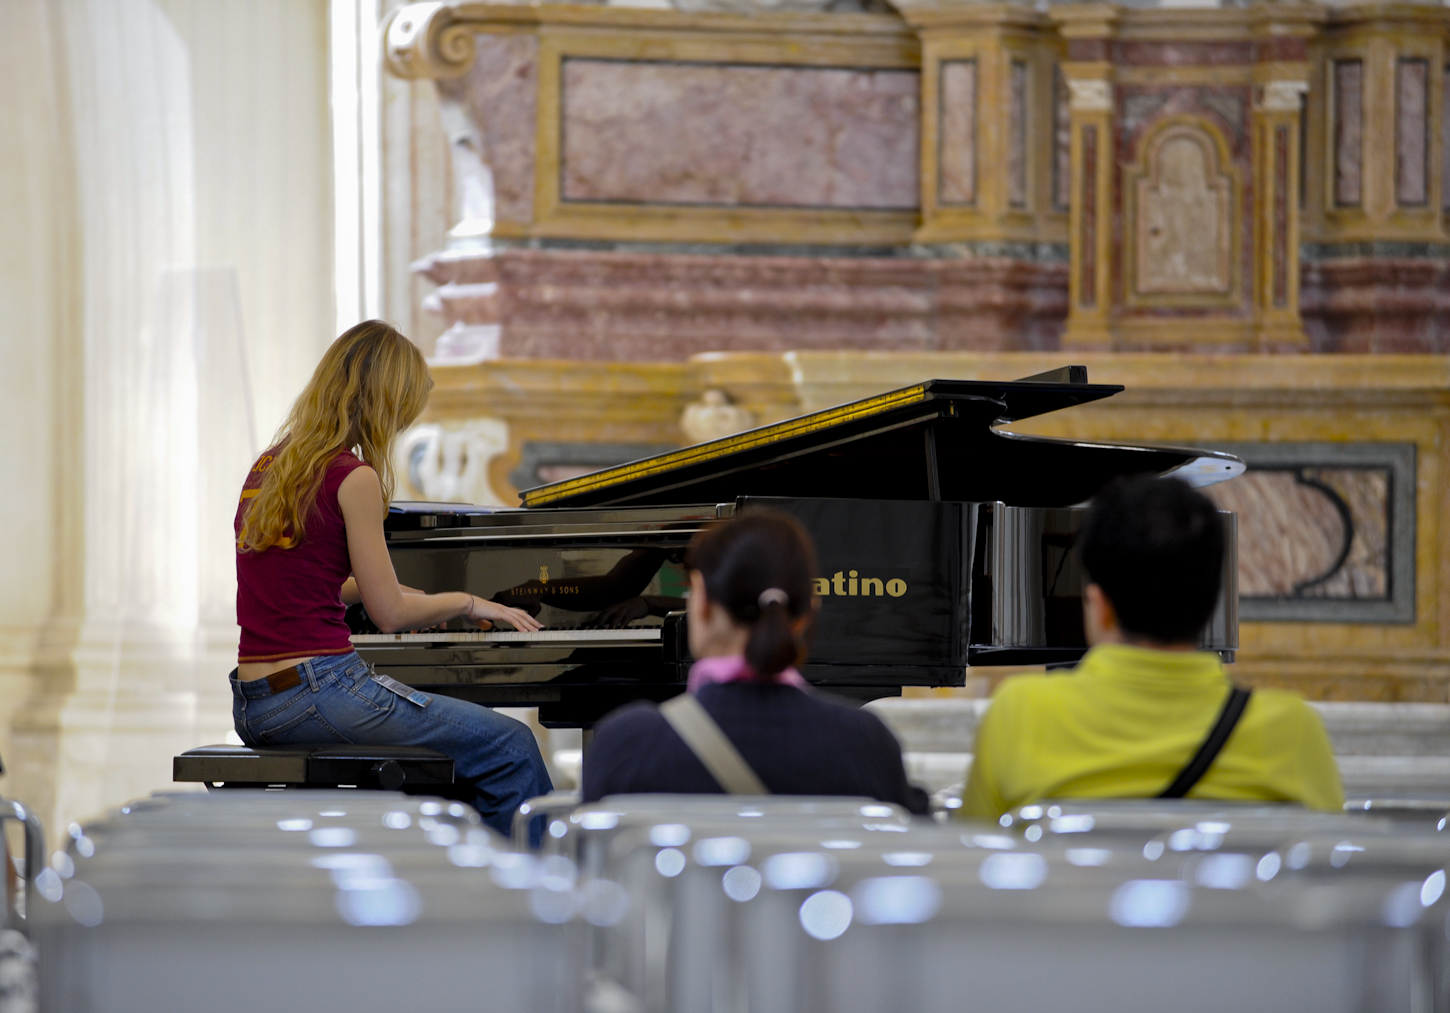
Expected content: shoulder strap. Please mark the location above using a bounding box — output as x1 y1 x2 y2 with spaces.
659 694 769 795
1158 686 1253 799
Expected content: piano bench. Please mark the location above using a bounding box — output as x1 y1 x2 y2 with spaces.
173 744 455 794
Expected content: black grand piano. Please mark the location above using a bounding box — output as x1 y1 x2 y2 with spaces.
349 368 1244 726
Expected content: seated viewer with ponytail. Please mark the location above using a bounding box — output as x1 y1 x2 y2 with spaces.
582 511 928 813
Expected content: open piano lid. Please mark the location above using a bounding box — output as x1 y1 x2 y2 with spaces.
520 368 1245 509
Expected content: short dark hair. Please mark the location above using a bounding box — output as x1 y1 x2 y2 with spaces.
688 510 817 678
1078 476 1225 644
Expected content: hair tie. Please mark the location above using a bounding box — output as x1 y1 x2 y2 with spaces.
758 588 789 609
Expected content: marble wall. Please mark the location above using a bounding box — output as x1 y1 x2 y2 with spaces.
386 3 1069 360
938 61 977 206
1211 469 1389 599
1299 5 1450 353
560 61 919 209
413 245 1067 360
404 351 1450 703
386 1 1450 359
437 33 539 228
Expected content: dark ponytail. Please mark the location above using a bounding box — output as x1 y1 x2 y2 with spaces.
688 510 817 680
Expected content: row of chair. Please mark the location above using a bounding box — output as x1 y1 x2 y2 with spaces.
544 795 1448 1013
33 741 1450 1013
32 789 579 1013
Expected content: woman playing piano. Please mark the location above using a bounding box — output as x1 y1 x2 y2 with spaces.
582 511 927 813
232 320 552 837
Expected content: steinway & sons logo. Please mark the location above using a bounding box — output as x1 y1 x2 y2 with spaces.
504 565 583 597
813 570 907 598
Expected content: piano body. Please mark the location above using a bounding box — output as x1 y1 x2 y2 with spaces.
351 368 1244 726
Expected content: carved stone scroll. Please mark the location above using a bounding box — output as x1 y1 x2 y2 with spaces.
384 2 476 80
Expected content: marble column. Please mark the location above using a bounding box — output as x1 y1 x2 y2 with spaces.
1250 9 1315 352
1300 5 1450 352
1056 5 1117 350
1251 80 1310 350
905 4 1063 246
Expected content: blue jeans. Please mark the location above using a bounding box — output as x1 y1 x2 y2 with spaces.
231 652 552 840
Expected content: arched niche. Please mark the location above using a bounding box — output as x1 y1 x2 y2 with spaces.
1128 119 1237 301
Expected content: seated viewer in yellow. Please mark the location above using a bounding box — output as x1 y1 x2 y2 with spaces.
961 476 1343 820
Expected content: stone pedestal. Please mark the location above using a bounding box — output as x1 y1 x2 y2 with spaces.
408 350 1450 702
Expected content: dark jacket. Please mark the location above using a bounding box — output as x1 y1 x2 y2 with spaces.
582 682 929 814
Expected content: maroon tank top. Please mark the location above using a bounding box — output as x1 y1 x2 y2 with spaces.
235 448 367 662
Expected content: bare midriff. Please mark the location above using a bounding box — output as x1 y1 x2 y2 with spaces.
237 657 317 682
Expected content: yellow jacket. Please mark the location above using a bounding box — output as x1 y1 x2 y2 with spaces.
960 644 1344 819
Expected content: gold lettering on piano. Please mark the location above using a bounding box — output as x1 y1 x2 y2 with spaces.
505 583 582 597
814 572 907 597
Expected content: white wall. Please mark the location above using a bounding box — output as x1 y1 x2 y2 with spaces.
0 0 334 836
0 0 76 791
159 0 336 445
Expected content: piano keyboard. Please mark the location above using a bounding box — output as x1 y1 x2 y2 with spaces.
351 628 662 645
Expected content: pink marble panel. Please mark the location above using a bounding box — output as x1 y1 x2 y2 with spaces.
1080 125 1097 306
1008 60 1028 208
939 60 977 206
561 60 919 209
441 33 539 224
1334 60 1363 207
1396 58 1429 206
1256 38 1309 63
1300 255 1450 352
1053 66 1071 211
1273 125 1288 306
1304 468 1389 598
1443 64 1450 212
414 246 1067 359
1115 42 1254 67
1204 468 1388 598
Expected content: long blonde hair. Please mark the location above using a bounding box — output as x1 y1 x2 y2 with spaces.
239 320 431 552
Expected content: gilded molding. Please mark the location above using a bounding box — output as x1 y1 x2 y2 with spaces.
384 2 477 80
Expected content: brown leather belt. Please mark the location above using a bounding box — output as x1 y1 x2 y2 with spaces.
263 666 302 694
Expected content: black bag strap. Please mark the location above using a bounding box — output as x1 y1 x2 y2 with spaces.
1158 687 1252 799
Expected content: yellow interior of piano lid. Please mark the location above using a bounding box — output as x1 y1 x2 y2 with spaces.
520 382 934 506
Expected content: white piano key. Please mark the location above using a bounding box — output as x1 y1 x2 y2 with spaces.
351 628 661 645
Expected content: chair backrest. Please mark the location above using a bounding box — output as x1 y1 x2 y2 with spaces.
32 790 582 1013
565 796 1450 1013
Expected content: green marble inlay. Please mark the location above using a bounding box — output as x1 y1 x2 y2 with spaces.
1301 241 1450 261
470 236 1070 263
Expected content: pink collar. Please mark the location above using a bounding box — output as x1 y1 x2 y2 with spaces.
686 654 809 694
